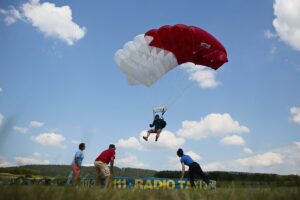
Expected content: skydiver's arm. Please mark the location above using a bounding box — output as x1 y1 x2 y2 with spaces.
149 120 155 127
180 163 185 179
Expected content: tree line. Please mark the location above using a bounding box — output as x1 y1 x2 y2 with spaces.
154 170 300 187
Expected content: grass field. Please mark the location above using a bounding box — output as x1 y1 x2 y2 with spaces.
1 185 300 200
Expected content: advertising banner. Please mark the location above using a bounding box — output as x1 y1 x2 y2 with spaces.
83 177 216 189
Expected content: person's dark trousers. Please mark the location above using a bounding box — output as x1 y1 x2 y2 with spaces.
189 162 209 187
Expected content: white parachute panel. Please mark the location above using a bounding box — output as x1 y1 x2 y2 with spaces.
114 35 178 87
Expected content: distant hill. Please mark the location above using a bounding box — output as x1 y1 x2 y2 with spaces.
0 165 157 178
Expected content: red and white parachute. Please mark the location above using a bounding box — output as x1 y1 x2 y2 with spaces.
114 24 228 87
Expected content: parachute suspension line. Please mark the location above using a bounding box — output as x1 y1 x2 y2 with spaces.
151 81 193 120
163 80 195 111
157 67 187 112
149 67 195 117
147 69 183 119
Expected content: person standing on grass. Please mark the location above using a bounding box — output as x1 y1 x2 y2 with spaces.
66 143 85 185
177 148 210 188
94 144 116 188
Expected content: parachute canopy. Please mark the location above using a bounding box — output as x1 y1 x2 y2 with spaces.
115 24 228 87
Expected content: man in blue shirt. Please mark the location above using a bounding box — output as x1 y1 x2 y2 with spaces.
177 148 209 188
66 143 85 185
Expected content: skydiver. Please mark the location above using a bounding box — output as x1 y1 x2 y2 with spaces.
143 114 166 142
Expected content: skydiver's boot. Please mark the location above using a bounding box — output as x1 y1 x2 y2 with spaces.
143 136 148 141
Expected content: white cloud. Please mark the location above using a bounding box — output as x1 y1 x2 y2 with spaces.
203 142 300 174
271 46 277 54
203 152 283 172
22 0 86 45
177 113 250 139
290 106 300 124
203 161 225 171
71 140 80 145
33 152 41 157
0 113 4 127
29 120 44 128
253 143 300 174
115 154 148 169
116 130 185 151
13 120 43 134
31 132 66 148
264 30 278 39
13 126 29 134
1 0 86 45
167 156 182 170
236 152 283 167
180 63 220 88
0 155 13 167
0 7 22 25
140 130 185 150
277 142 300 165
116 137 143 150
263 30 278 53
243 147 253 154
273 0 300 50
15 153 49 165
220 135 245 146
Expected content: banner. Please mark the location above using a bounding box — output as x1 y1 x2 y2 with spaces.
82 177 216 189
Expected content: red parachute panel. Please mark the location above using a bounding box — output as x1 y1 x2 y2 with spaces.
145 24 228 70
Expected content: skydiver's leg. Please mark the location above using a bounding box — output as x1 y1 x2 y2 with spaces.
143 129 155 141
155 129 162 141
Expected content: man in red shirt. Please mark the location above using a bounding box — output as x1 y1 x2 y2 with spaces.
94 144 116 188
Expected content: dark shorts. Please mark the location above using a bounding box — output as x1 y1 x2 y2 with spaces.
148 129 162 133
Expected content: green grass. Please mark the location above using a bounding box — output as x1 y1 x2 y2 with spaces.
1 185 300 200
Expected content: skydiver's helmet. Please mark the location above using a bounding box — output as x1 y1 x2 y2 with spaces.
155 114 160 119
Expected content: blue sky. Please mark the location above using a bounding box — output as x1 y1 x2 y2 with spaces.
0 0 300 175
